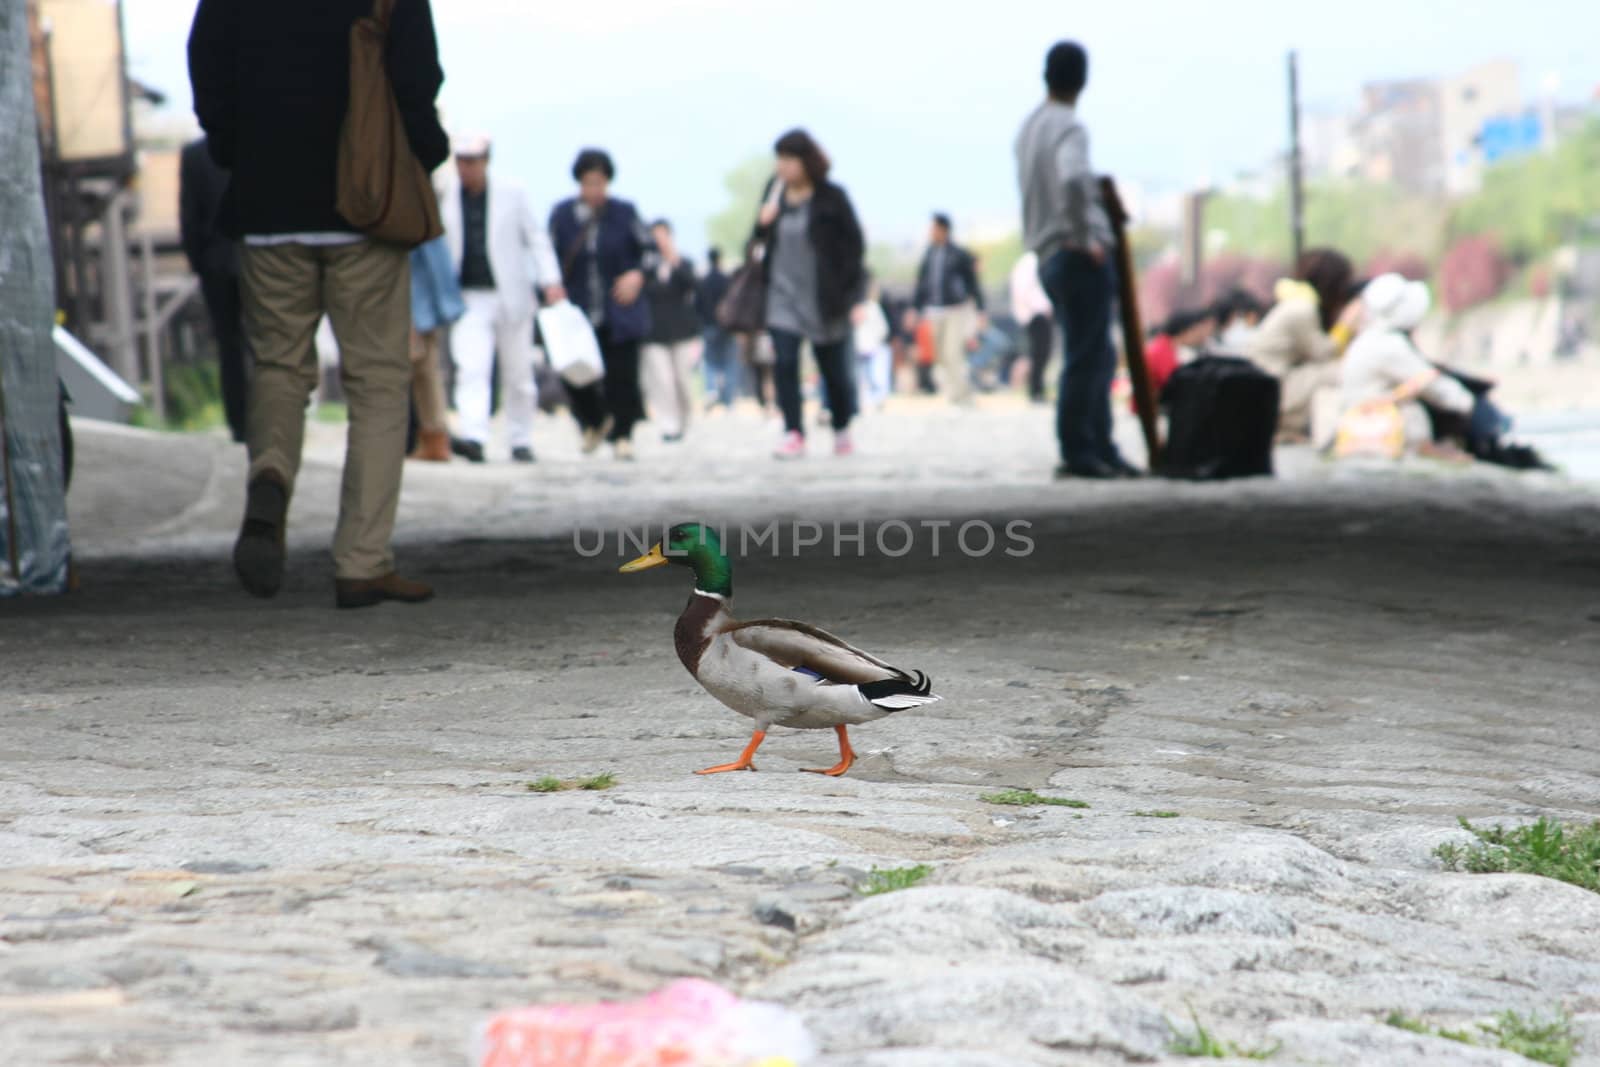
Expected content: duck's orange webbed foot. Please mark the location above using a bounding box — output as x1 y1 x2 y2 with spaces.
696 731 766 775
801 725 857 777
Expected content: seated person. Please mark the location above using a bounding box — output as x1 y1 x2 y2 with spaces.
1246 249 1364 441
1142 307 1216 412
1212 287 1266 352
1340 274 1551 469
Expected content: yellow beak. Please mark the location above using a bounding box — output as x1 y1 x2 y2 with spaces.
619 543 671 573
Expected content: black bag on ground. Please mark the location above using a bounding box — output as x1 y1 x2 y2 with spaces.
1160 355 1280 480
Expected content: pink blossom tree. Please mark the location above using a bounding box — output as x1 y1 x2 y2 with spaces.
1439 236 1511 313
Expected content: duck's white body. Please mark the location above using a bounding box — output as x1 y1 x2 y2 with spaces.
675 590 941 733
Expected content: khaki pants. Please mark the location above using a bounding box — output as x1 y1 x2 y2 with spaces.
1279 360 1343 440
931 301 979 405
240 240 411 581
410 327 449 434
642 338 701 437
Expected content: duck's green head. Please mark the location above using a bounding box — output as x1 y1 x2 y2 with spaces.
619 522 733 597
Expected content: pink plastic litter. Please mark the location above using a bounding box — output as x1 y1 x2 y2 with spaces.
477 978 814 1067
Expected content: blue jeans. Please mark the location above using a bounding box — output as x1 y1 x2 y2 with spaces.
857 344 892 409
1039 249 1123 467
702 327 738 407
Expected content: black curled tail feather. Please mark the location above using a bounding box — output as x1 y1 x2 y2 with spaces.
859 670 939 711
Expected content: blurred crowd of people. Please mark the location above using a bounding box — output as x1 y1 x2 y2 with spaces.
180 1 1548 606
187 126 1042 470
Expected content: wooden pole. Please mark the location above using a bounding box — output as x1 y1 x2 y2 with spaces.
1288 51 1306 264
1099 176 1161 470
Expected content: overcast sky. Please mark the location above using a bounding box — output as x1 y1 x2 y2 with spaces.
127 0 1596 253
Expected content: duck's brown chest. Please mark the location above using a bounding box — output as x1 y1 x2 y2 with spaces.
674 593 728 675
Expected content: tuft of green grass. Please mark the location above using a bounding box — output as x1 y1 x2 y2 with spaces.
314 402 349 424
980 789 1089 809
1434 816 1600 895
1135 810 1181 819
526 773 618 794
1482 1011 1576 1067
1384 1012 1430 1035
1385 1009 1575 1066
1169 1007 1278 1060
857 865 932 897
1385 1012 1475 1045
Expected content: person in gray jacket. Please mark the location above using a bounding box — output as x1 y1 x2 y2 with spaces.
1015 41 1139 479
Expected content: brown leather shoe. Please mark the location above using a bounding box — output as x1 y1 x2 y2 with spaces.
335 572 435 610
408 429 451 462
234 473 288 598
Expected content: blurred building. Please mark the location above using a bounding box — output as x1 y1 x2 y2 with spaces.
1300 110 1361 183
1308 60 1531 197
27 0 202 422
1437 60 1523 195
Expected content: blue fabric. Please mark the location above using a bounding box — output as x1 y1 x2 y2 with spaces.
410 236 464 334
1467 394 1512 451
549 197 653 343
702 327 738 407
1040 249 1124 467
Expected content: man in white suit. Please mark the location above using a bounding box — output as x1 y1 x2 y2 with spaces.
440 133 562 463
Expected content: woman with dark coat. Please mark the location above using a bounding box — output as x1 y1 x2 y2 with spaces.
549 149 654 460
754 129 866 459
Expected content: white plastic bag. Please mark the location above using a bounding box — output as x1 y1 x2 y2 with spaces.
538 301 605 388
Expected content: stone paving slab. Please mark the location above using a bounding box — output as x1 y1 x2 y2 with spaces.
4 407 1599 1064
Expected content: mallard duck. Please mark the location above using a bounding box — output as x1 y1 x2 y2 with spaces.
620 523 941 776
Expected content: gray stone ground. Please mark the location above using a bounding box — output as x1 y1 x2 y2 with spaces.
3 401 1600 1066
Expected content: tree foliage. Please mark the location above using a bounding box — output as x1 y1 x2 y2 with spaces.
971 232 1025 290
1206 181 1449 266
1139 253 1282 328
704 153 773 265
1450 118 1600 261
1439 235 1512 313
1366 249 1432 281
1140 259 1182 327
1200 121 1600 277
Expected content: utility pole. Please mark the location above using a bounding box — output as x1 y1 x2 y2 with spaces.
1179 190 1209 295
1288 50 1306 264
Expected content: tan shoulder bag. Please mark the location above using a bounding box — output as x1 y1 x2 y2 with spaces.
335 0 443 248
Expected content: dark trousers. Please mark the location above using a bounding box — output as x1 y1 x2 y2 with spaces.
566 334 643 442
770 328 854 435
200 271 250 443
744 358 774 410
1039 249 1123 467
1025 313 1052 400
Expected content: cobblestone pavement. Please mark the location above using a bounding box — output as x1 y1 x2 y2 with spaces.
3 402 1599 1065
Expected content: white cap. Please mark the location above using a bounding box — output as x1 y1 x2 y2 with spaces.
452 132 492 159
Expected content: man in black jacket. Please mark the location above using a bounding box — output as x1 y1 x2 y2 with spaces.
909 213 985 406
179 137 249 443
188 0 450 610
